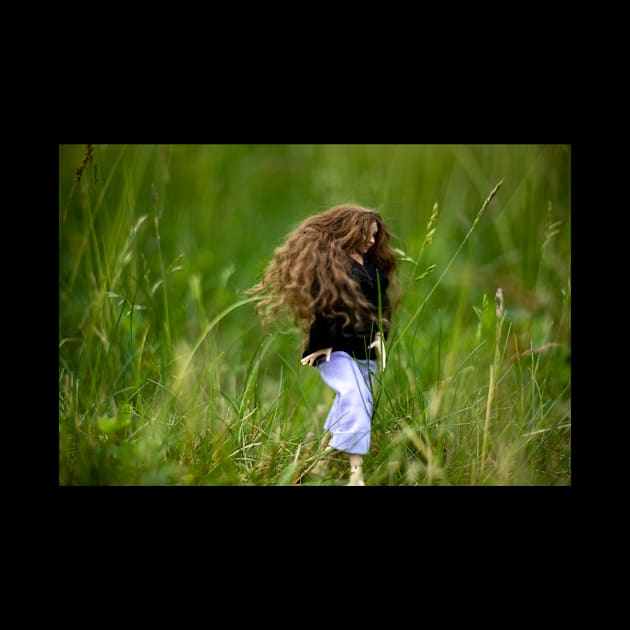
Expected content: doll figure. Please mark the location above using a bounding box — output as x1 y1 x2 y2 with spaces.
248 204 397 485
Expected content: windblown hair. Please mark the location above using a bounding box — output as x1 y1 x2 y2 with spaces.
247 204 398 335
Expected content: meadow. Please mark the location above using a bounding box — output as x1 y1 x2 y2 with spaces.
58 144 571 485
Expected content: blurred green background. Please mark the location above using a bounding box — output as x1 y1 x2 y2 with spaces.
59 144 570 485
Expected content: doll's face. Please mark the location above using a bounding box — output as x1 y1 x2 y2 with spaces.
360 221 379 254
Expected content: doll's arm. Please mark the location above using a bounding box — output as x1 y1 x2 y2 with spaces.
300 347 333 367
369 332 386 371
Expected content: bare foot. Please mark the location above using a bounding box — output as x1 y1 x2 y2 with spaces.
347 465 366 486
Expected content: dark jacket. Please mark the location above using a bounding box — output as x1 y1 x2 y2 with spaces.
302 255 390 363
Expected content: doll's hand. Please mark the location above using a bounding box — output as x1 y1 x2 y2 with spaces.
301 347 333 367
369 333 387 371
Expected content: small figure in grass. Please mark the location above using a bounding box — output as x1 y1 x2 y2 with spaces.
247 204 398 485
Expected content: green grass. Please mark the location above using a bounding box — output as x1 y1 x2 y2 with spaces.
59 144 571 485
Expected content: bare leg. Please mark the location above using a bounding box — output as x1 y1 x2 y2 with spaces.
347 454 366 486
304 431 332 479
320 431 332 450
311 445 333 477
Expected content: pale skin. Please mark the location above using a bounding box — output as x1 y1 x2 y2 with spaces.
300 221 385 486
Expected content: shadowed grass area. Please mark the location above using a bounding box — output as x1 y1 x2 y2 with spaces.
59 144 570 485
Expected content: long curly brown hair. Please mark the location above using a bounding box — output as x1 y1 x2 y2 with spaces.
247 204 398 335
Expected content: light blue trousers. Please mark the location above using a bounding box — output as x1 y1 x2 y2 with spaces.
317 351 376 455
